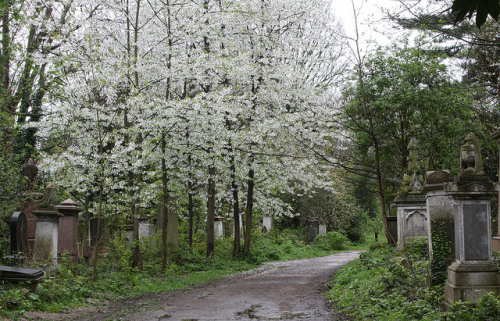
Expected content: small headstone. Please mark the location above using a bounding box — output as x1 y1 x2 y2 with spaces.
262 216 272 232
318 224 327 235
307 221 318 243
10 212 28 256
214 216 224 239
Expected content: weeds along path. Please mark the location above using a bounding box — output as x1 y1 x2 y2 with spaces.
71 250 362 321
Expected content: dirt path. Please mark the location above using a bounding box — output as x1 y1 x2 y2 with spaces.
26 251 361 321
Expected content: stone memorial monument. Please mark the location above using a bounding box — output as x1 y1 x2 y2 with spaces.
262 216 272 232
394 136 427 249
138 217 155 240
32 184 62 263
10 212 28 257
214 215 224 239
424 169 455 259
444 132 500 305
318 223 327 236
55 199 82 260
492 129 500 252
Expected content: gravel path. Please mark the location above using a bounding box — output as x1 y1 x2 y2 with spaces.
24 251 361 321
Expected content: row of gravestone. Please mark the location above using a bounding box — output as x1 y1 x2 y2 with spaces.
389 132 500 306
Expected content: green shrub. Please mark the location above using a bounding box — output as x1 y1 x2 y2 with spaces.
313 231 351 251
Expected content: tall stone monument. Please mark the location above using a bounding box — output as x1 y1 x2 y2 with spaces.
444 133 500 305
394 136 427 249
32 184 62 263
492 129 500 252
55 199 82 260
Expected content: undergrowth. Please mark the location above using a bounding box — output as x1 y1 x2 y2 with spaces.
0 229 351 318
326 240 500 320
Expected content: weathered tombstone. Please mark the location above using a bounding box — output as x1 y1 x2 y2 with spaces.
394 136 428 249
138 217 155 240
0 266 45 291
55 199 82 260
214 215 224 239
492 129 500 252
262 216 272 232
444 132 500 305
307 220 318 243
10 212 28 257
318 223 327 235
32 184 62 263
424 169 455 260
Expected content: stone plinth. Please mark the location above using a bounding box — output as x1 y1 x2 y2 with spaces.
32 208 62 263
55 199 82 259
444 176 500 305
394 194 427 249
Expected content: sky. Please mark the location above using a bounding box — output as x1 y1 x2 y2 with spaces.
330 0 409 46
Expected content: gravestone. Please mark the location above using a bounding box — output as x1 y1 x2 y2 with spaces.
318 223 327 235
492 129 500 252
307 220 318 243
262 216 272 232
394 136 427 249
10 212 28 257
214 216 224 239
395 197 427 249
424 169 455 260
444 132 500 305
32 184 62 263
138 218 155 240
55 199 82 260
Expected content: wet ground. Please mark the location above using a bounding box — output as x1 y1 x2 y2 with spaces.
25 251 361 321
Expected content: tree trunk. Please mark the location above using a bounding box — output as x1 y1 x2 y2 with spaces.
166 202 179 254
231 158 240 256
243 168 254 254
188 185 194 248
206 165 216 257
161 134 169 271
0 4 11 112
132 215 142 269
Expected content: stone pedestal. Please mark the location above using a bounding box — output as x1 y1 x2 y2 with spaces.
262 216 272 232
394 195 427 249
33 208 62 263
444 172 500 305
55 199 82 260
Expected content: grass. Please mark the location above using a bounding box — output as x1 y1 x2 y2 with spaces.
326 240 500 320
